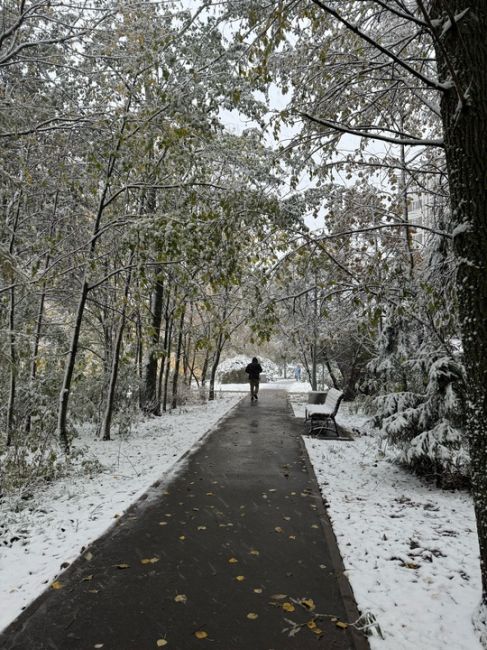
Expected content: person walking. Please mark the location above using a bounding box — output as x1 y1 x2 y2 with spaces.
245 357 263 401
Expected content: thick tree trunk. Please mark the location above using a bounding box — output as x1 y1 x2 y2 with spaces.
171 306 186 409
431 0 487 603
311 344 318 391
141 275 164 414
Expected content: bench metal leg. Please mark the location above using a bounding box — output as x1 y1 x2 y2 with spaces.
306 415 340 437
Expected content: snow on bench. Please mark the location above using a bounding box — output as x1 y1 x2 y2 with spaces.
304 388 344 436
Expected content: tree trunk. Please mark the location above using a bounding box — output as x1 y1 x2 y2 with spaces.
6 195 21 446
200 348 210 387
156 290 172 414
162 316 174 413
171 306 186 409
208 332 224 401
141 274 164 414
135 306 144 385
57 281 89 451
6 285 17 446
100 258 133 440
431 0 487 603
325 359 340 389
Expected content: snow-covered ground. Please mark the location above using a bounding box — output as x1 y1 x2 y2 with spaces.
294 401 482 650
0 394 242 633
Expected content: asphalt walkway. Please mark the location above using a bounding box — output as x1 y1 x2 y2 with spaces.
1 390 369 649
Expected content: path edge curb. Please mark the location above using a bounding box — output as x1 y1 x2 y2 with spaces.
298 432 371 650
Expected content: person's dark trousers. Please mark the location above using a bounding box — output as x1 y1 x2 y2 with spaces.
249 379 259 399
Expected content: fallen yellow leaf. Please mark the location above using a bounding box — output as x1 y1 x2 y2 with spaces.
274 527 283 533
174 594 187 604
307 620 317 630
94 645 104 649
141 558 159 565
51 581 63 590
312 627 323 635
114 564 130 569
253 588 263 593
194 630 208 639
301 598 316 611
197 526 207 531
336 621 349 630
249 549 259 556
179 535 186 541
246 612 258 620
159 521 168 526
235 575 245 582
282 602 295 612
156 639 168 646
228 557 238 564
271 594 287 600
289 535 296 540
84 551 93 561
82 575 93 582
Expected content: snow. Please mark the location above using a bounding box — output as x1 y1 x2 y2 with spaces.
296 402 482 650
0 394 242 633
217 354 279 378
217 378 312 393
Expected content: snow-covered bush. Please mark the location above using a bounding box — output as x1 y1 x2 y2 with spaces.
365 314 468 488
372 355 468 486
217 355 279 383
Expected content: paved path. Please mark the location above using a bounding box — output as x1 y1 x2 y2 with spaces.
1 391 369 650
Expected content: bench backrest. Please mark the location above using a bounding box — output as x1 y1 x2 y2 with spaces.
325 388 344 416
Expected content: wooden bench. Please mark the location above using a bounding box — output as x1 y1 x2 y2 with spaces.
304 388 344 436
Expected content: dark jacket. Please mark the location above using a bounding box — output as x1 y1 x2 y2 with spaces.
245 362 263 380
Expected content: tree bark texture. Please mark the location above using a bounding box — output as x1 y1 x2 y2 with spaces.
162 316 174 413
432 0 487 602
141 276 164 414
171 306 186 410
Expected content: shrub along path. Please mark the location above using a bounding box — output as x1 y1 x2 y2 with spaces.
1 390 369 649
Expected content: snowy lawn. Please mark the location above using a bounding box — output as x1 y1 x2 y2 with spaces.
0 394 242 632
295 402 482 649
